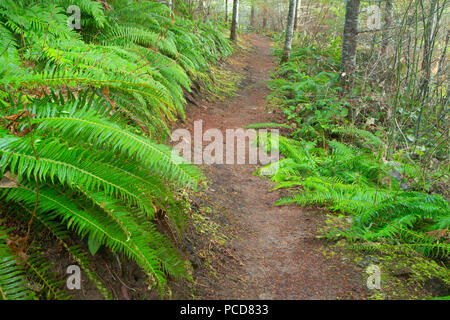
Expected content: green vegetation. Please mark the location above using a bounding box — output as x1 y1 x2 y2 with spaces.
257 32 449 297
0 0 231 299
0 0 448 301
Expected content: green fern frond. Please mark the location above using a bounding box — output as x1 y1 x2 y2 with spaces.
1 184 185 293
0 226 36 300
30 104 202 189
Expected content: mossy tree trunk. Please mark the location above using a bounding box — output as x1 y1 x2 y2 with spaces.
380 0 393 57
341 0 361 92
281 0 297 63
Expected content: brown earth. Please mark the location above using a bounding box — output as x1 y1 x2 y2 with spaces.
177 34 369 300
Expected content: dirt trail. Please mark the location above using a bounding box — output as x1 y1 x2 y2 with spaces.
182 34 368 299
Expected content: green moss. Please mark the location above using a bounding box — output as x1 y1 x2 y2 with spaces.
191 210 228 246
316 212 449 299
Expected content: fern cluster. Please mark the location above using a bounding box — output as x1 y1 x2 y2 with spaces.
0 0 231 299
260 134 449 259
261 41 449 261
0 0 231 136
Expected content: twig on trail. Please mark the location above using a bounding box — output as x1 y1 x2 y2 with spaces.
185 92 200 107
114 253 122 274
221 248 243 266
112 269 137 292
194 281 208 288
104 263 117 281
209 238 243 266
105 259 136 292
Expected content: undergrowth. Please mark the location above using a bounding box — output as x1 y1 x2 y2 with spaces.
255 36 449 298
0 0 232 299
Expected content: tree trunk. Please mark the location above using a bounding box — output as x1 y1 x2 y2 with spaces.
230 0 239 41
341 0 361 90
294 0 300 31
262 0 268 30
225 0 228 26
236 1 239 27
437 30 449 79
250 2 256 29
278 2 284 31
380 0 393 57
281 0 296 63
419 0 438 98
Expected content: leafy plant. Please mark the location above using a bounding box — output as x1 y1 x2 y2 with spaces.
262 135 449 259
262 40 449 261
0 0 232 299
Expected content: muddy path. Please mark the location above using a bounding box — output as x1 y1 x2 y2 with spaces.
179 34 368 300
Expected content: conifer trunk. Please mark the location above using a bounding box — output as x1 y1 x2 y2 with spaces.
380 0 393 57
230 0 239 41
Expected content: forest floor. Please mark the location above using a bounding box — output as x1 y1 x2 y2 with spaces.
177 34 369 299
